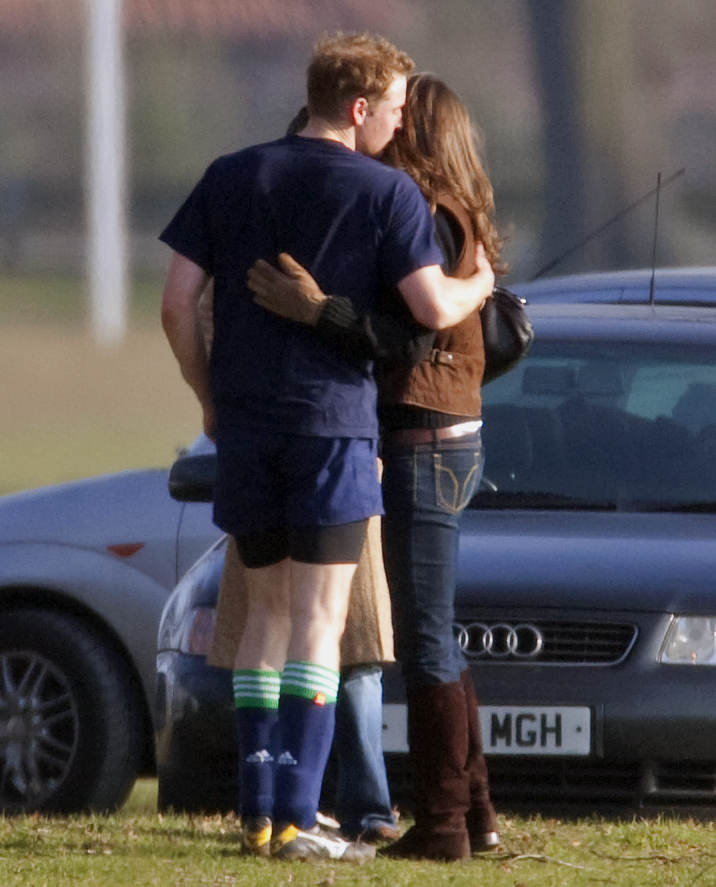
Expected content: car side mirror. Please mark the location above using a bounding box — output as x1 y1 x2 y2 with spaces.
168 454 217 502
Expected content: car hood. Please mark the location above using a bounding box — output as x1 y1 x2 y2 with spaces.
0 469 183 574
457 510 716 614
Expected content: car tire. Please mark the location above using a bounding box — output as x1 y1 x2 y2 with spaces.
0 607 143 814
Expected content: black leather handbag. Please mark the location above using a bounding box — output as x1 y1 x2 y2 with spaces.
480 285 534 384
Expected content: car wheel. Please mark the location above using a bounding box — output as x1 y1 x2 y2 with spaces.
0 608 143 814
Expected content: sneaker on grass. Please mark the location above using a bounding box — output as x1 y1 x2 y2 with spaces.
241 815 272 857
271 822 376 862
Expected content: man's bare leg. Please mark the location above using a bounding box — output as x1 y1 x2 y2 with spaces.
232 559 357 670
233 552 366 856
234 558 292 672
287 561 357 669
270 560 357 836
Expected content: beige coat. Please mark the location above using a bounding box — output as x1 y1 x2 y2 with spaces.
207 514 394 670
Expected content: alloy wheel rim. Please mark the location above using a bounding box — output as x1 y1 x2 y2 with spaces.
0 651 79 809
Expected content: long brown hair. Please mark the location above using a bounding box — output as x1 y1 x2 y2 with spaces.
382 73 506 274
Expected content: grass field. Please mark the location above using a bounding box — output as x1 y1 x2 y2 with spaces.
0 272 200 494
1 780 715 887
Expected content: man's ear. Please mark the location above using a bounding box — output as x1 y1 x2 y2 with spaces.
350 96 369 126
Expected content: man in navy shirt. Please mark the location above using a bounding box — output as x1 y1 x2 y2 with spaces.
161 32 494 862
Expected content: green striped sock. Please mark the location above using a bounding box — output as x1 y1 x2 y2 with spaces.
281 661 340 705
232 669 281 709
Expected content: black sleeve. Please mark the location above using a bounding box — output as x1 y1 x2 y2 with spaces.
314 296 436 366
433 204 464 276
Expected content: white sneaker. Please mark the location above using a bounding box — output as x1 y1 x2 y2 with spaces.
315 811 341 830
271 822 376 862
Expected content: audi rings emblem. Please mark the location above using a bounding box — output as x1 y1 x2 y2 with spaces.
454 622 544 660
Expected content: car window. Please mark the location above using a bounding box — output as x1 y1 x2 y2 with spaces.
626 364 716 423
475 340 716 511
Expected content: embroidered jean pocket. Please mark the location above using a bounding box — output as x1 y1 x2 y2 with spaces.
434 450 482 514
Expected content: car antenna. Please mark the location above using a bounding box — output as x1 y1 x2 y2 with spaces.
530 168 685 281
648 172 662 308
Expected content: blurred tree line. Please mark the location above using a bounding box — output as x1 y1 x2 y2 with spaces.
0 0 714 283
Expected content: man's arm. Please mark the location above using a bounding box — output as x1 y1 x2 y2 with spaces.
397 243 495 330
248 254 435 366
160 252 215 438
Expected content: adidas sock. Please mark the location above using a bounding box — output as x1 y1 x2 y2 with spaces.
274 661 340 829
233 669 280 819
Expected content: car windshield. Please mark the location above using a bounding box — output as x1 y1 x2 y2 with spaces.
473 339 716 511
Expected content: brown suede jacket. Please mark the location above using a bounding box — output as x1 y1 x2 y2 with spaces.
377 193 486 420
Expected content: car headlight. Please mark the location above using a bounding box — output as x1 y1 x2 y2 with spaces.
660 617 716 664
178 607 216 656
157 536 226 654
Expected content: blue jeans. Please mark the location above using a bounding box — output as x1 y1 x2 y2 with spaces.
333 665 396 838
381 432 484 687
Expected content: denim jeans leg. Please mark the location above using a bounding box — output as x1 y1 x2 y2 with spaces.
333 664 396 838
382 434 484 688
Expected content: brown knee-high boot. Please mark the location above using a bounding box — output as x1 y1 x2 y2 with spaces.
382 682 471 861
460 669 500 852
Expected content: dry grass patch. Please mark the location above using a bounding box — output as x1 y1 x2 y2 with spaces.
0 323 200 493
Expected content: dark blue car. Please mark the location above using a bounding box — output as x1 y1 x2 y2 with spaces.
512 266 716 306
157 299 716 816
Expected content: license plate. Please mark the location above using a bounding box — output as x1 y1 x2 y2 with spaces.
480 706 591 755
382 703 591 755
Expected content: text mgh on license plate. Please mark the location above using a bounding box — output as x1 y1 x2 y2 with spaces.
380 704 591 755
479 706 591 755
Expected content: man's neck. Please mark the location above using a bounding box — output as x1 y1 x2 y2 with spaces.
297 116 356 151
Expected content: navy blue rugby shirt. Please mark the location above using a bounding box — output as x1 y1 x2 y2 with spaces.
160 135 443 439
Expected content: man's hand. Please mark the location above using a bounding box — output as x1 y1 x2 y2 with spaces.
397 242 495 330
473 243 495 309
248 253 328 325
470 241 495 312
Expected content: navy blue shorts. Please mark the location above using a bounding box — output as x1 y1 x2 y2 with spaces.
213 428 383 541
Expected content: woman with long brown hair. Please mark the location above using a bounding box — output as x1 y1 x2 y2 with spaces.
248 72 505 861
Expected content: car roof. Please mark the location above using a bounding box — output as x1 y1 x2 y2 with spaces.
525 302 716 346
512 267 716 304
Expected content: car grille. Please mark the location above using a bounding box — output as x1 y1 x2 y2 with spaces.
641 760 716 808
453 618 637 665
385 755 716 814
488 759 716 812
